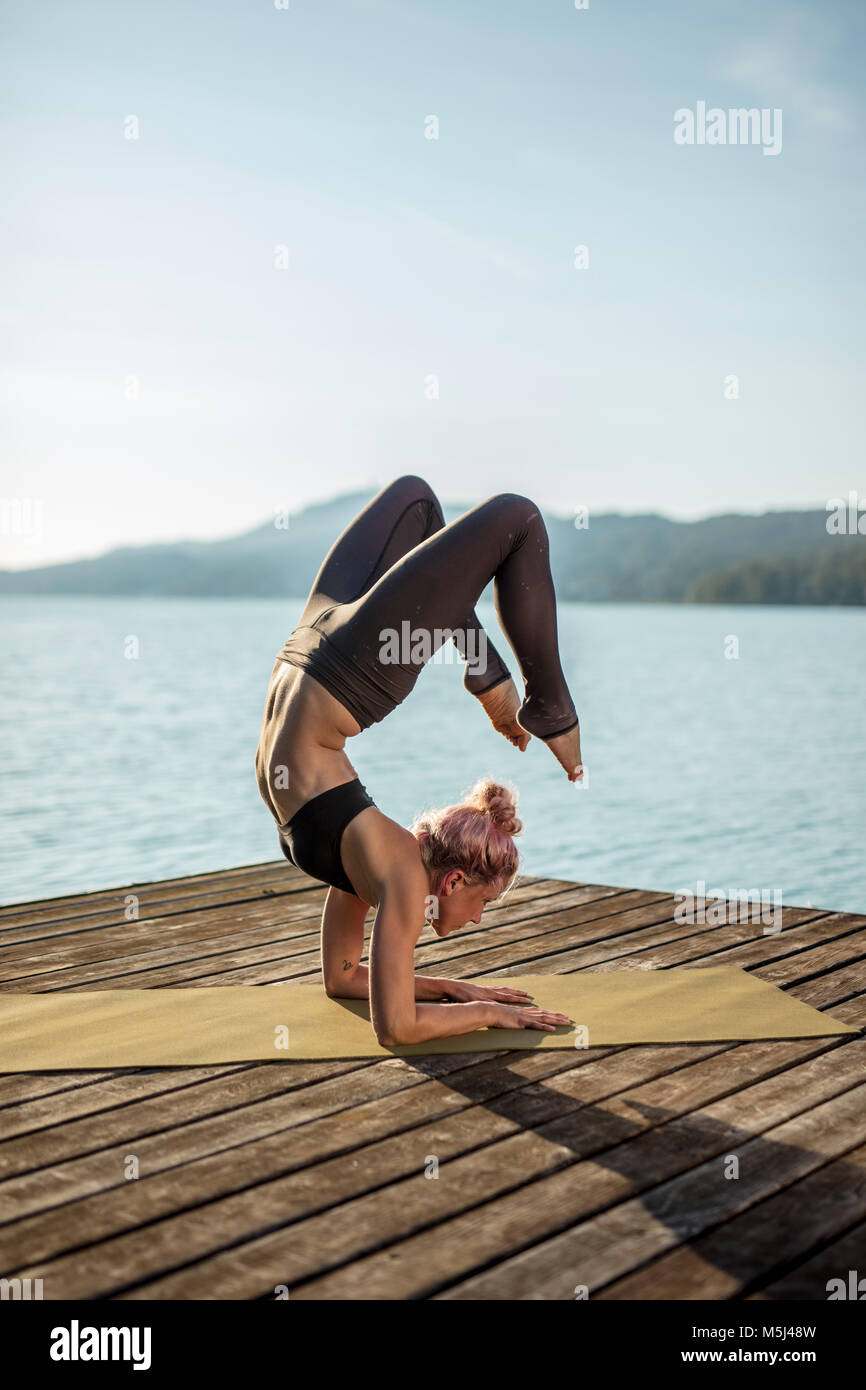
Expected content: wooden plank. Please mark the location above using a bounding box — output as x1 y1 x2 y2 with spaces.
433 1066 866 1303
0 862 315 932
453 906 830 980
751 926 866 981
4 970 857 1248
8 886 839 1005
744 1217 866 1300
0 879 620 1111
0 870 577 940
0 881 606 1102
0 1071 118 1107
166 894 683 990
0 889 666 994
0 882 622 987
1 893 856 1160
0 1061 382 1175
0 859 295 916
0 901 326 986
0 877 326 946
595 1143 866 1300
1 860 863 1303
588 912 860 973
0 1018 847 1291
783 961 866 1008
97 1011 866 1300
0 1047 624 1275
10 977 856 1298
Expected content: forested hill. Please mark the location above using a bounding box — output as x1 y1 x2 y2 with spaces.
1 491 863 604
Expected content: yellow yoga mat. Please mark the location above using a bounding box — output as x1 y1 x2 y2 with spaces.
0 969 856 1070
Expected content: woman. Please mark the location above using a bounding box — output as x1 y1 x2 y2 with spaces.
255 476 583 1046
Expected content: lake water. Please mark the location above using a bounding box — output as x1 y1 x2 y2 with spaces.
1 597 864 913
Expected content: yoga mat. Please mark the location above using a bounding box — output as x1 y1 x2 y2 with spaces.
0 968 856 1070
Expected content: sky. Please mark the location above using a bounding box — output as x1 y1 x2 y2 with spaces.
2 0 865 568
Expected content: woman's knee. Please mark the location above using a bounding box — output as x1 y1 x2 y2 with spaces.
486 492 543 525
387 474 437 505
498 491 535 510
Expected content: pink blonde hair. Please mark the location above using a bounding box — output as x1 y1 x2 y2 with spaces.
410 779 522 898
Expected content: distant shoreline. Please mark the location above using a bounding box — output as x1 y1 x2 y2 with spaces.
1 493 863 605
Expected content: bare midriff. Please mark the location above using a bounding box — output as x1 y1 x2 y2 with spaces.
255 660 363 825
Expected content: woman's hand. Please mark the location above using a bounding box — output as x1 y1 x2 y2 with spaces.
430 980 572 1029
487 1002 573 1032
434 979 536 1006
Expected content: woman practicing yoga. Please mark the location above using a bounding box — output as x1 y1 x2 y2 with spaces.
255 476 583 1046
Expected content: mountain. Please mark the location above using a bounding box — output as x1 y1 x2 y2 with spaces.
0 491 863 604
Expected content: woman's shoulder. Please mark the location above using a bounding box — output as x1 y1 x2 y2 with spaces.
353 804 419 859
341 806 425 901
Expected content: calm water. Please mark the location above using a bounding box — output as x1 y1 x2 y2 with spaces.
1 597 864 913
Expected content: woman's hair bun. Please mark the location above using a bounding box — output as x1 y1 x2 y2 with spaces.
465 779 522 837
410 779 522 894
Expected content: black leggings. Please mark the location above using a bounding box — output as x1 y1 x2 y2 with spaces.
277 476 578 739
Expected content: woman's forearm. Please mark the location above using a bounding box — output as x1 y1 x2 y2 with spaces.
326 966 455 1003
385 1000 496 1046
327 969 496 1038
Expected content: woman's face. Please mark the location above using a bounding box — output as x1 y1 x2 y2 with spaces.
429 872 499 936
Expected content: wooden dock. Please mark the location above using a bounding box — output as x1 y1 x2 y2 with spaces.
1 861 864 1301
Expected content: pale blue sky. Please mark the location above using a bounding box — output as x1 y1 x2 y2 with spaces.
2 0 864 567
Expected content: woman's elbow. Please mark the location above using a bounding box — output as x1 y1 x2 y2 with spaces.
375 1013 416 1048
323 965 357 998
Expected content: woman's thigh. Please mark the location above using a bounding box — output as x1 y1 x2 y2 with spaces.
318 493 538 664
299 475 443 623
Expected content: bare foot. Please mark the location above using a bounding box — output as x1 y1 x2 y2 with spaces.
540 724 584 782
476 679 531 751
